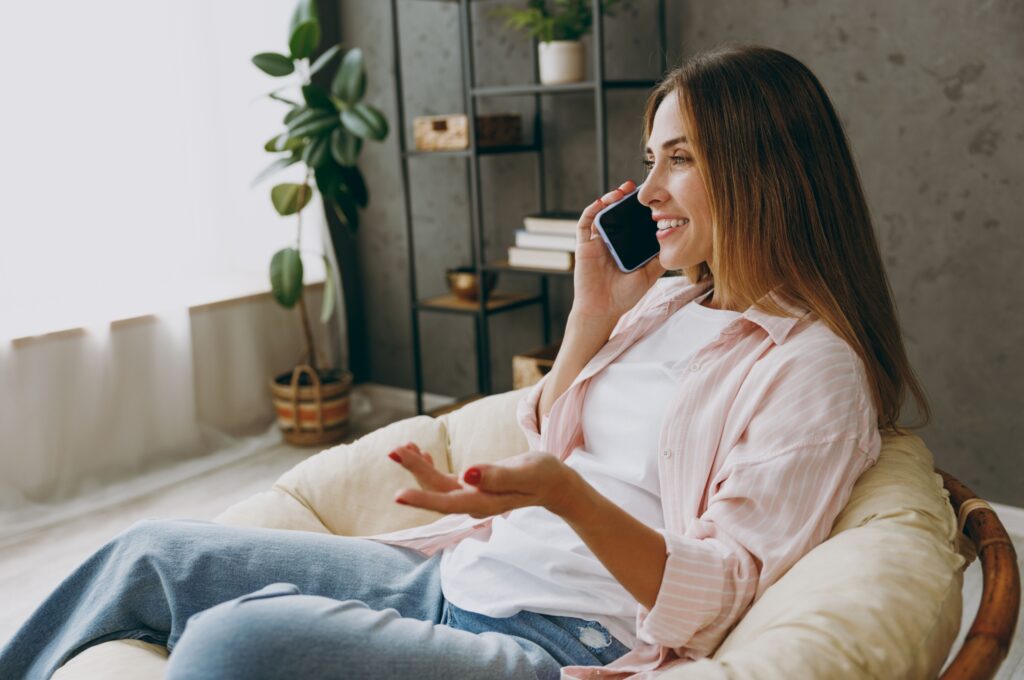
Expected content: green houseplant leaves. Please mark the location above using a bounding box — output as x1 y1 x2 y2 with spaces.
491 0 631 42
252 0 390 362
270 247 304 308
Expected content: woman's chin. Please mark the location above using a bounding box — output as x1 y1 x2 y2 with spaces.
657 250 691 271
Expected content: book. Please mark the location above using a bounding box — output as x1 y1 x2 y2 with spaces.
514 229 576 252
508 247 574 271
522 211 578 236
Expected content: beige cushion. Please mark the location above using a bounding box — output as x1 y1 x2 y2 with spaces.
662 433 965 678
55 390 965 679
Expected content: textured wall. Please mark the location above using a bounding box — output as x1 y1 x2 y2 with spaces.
339 1 1024 506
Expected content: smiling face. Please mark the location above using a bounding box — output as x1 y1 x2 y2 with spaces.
637 90 714 274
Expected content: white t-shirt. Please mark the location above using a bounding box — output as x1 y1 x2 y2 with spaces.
440 288 742 647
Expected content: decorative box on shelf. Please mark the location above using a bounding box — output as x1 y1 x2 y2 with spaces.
512 342 561 389
414 113 522 151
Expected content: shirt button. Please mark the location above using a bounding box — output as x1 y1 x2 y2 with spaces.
662 449 671 458
690 362 701 372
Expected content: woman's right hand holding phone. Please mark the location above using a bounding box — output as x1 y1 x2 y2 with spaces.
572 179 666 323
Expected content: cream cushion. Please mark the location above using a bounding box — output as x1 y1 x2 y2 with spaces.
54 388 965 679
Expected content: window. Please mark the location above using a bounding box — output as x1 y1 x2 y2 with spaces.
0 0 327 341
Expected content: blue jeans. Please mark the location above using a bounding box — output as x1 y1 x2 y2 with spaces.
0 518 630 679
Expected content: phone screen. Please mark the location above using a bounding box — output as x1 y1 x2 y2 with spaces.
593 188 660 272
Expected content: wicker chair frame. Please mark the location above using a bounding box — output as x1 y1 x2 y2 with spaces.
937 468 1020 679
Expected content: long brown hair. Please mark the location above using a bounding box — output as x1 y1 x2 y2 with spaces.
643 44 929 433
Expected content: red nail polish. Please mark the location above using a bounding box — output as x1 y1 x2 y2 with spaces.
464 468 482 485
395 498 408 505
388 452 401 463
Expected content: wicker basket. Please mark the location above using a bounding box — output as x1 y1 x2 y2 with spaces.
269 364 353 446
512 342 561 389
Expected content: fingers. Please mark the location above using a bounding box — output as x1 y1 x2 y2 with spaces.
394 486 526 520
576 179 637 245
460 453 560 495
386 442 460 493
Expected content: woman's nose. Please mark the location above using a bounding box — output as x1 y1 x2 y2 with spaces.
637 178 664 208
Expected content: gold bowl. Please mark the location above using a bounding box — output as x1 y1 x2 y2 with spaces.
446 266 498 301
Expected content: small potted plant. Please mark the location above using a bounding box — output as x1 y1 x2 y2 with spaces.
252 0 389 445
492 0 632 84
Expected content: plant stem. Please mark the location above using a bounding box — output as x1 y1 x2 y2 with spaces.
297 292 318 373
297 168 311 250
295 168 318 372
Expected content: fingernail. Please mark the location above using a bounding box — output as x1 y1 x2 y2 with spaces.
464 468 482 485
388 452 401 463
395 498 409 505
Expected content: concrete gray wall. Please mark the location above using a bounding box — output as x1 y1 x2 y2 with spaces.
338 1 1024 507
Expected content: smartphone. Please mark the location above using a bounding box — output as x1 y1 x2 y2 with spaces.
593 188 660 273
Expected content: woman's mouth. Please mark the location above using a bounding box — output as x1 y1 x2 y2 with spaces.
656 218 688 240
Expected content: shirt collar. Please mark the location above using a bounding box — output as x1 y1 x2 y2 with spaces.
655 276 810 346
743 288 810 345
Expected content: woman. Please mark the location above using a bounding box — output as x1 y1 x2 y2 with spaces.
0 44 928 680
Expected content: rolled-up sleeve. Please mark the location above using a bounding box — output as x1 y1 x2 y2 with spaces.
515 374 551 451
636 437 875 657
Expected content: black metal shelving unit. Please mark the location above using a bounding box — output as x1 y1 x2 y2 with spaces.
389 0 667 414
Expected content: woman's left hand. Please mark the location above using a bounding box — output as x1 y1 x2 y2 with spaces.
388 445 583 520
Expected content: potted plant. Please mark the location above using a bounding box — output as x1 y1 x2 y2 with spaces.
492 0 632 84
251 0 389 446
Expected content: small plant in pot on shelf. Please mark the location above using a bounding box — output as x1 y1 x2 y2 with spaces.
491 0 632 84
252 0 389 446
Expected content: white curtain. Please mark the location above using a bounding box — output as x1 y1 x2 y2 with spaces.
0 1 347 535
0 288 339 537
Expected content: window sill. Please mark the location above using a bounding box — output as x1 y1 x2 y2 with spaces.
7 273 326 347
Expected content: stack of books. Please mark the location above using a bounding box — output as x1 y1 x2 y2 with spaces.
508 212 577 270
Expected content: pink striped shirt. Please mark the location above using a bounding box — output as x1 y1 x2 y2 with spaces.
369 275 881 678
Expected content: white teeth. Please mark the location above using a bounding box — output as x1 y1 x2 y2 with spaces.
657 218 689 230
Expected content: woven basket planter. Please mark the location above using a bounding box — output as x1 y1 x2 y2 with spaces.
269 364 353 446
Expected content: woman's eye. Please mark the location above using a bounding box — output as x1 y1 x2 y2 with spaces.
640 156 689 173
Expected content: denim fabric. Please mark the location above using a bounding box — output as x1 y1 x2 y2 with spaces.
0 518 630 680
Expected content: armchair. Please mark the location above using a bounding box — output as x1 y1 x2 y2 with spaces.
52 388 1018 679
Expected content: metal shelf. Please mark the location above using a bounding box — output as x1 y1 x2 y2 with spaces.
403 143 541 159
416 291 543 315
483 259 575 277
472 79 658 98
390 0 668 414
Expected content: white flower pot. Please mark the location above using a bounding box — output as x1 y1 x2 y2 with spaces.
538 40 585 85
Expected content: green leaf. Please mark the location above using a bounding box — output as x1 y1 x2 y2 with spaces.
252 52 295 77
338 165 368 208
251 155 300 187
329 127 362 166
289 0 318 36
340 103 388 141
264 134 283 152
310 44 342 77
332 48 366 103
286 107 321 130
265 132 305 153
302 134 330 168
289 20 320 60
289 112 338 138
284 105 308 125
320 256 336 323
268 92 300 106
302 84 335 111
270 248 304 309
271 183 314 216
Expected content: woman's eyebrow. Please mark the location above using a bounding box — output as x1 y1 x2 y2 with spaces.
644 135 688 153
